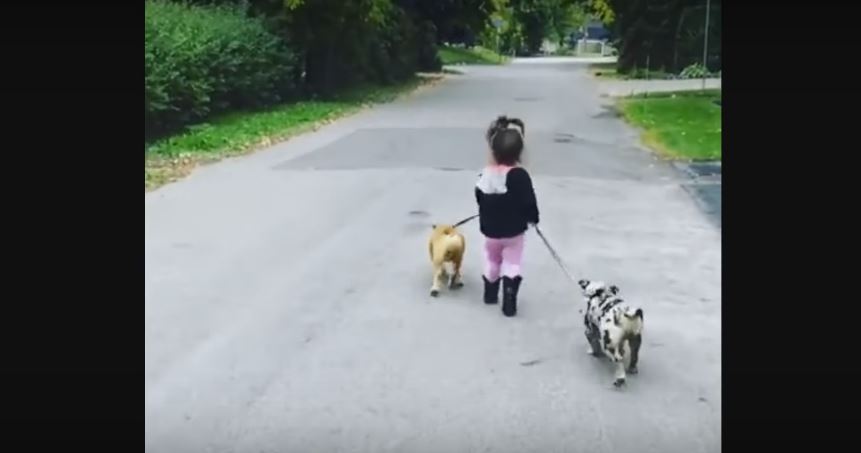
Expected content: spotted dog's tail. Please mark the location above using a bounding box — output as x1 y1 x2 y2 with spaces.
623 308 644 335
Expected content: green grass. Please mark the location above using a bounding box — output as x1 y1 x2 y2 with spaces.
589 62 670 80
618 90 721 161
551 47 577 56
145 76 439 190
438 45 506 65
589 62 620 78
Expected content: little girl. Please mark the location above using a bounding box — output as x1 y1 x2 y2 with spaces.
475 116 540 317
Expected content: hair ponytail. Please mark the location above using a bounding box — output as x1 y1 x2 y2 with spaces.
486 115 525 143
507 118 525 137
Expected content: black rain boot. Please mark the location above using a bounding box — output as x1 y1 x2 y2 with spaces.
501 276 522 317
483 276 500 304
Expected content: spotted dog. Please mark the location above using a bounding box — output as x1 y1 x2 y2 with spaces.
578 279 644 388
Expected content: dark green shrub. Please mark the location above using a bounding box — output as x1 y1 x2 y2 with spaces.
680 63 708 79
371 7 419 84
416 20 442 72
145 1 297 136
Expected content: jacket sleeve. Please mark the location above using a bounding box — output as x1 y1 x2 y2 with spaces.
509 168 539 224
475 172 484 207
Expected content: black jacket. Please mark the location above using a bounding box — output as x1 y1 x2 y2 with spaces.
474 166 540 239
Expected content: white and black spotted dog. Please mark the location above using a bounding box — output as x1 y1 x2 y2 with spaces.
578 279 644 388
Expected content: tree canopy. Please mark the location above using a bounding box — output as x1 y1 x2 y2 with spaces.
589 0 721 73
172 0 720 80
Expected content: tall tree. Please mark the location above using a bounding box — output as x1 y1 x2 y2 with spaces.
395 0 497 44
587 0 616 24
505 0 590 54
245 0 396 93
509 0 554 54
589 0 720 73
548 0 588 47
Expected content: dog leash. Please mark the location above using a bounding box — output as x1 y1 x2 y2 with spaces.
452 214 479 228
449 217 579 288
533 224 577 284
449 217 576 284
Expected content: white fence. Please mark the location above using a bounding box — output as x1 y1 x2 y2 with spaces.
576 39 614 56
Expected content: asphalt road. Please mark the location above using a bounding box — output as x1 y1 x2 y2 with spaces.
145 58 721 453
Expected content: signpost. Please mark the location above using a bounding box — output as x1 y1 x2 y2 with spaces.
702 0 711 90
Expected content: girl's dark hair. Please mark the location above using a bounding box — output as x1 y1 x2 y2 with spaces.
486 115 526 166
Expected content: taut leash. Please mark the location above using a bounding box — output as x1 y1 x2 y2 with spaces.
452 214 479 228
533 224 577 284
448 218 578 285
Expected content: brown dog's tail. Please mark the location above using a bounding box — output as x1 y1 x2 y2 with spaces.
433 229 464 264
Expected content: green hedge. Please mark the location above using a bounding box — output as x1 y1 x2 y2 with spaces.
145 1 297 136
368 7 419 84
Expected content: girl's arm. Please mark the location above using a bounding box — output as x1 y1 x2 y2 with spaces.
509 168 539 225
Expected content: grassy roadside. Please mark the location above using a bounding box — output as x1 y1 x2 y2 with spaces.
145 75 441 191
589 62 620 78
618 90 721 161
438 45 507 65
589 62 670 80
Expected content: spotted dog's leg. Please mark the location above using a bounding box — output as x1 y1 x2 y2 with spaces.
627 334 642 375
604 330 626 387
584 331 597 355
584 316 594 354
584 322 602 357
584 301 604 356
613 360 627 388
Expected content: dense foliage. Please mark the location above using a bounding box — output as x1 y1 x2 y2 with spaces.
145 0 722 135
146 0 445 133
145 1 297 136
594 0 721 73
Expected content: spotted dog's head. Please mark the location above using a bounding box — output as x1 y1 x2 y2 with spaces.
578 279 618 300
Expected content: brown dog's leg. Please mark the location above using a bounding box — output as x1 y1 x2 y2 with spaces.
430 262 444 297
450 255 464 290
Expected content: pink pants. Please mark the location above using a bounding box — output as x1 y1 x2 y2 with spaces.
483 234 525 281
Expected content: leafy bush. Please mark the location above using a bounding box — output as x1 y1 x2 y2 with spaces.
145 1 297 136
369 6 419 84
680 63 709 79
622 66 669 80
416 20 442 72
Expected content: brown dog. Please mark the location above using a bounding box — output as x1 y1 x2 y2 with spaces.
428 224 465 297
